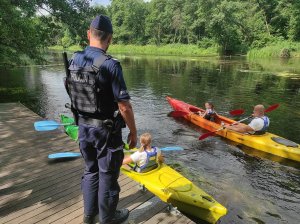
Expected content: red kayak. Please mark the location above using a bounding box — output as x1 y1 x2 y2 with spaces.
166 96 300 162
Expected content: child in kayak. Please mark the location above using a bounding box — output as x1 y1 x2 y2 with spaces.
198 102 218 121
122 133 164 173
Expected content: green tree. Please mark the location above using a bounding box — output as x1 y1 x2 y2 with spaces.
0 0 91 65
110 0 148 44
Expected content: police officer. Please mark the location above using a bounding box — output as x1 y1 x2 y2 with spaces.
65 15 137 224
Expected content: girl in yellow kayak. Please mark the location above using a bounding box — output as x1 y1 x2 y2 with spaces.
123 133 164 172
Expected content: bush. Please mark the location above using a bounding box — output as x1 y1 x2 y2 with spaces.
280 48 291 58
197 38 218 49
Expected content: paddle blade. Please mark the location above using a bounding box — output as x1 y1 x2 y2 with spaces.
34 120 60 131
229 109 245 116
48 152 81 159
199 132 215 140
161 146 184 151
265 104 279 113
168 111 189 117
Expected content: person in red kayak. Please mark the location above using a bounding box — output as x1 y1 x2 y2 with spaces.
198 102 218 121
224 104 270 134
123 133 164 172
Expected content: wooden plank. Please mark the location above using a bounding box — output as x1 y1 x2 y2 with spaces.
0 165 82 202
128 197 167 223
4 175 130 224
0 167 82 208
173 215 195 224
143 207 183 224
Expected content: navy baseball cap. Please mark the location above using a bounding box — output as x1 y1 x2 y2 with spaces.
90 15 113 34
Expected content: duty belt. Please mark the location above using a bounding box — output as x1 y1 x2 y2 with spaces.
78 116 113 128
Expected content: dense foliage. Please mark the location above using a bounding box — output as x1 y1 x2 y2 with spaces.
1 0 300 64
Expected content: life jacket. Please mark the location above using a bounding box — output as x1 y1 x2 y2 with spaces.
206 109 215 115
135 147 158 173
66 52 110 117
204 109 216 121
253 116 270 135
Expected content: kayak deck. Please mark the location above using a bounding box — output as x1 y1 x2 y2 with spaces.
121 164 227 223
166 96 300 162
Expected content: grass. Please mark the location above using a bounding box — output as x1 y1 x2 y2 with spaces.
49 44 219 57
247 41 300 58
49 41 300 59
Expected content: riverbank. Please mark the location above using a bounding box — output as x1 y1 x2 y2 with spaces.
247 41 300 58
50 42 300 59
49 44 219 57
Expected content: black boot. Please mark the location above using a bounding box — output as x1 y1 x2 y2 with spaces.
108 209 129 224
83 214 98 224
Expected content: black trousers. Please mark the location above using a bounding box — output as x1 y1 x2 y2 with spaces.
79 123 124 223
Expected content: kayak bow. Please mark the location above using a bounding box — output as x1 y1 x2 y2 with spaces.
122 164 227 223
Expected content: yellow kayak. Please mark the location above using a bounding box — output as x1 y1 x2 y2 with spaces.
167 96 300 162
121 164 227 223
59 115 227 222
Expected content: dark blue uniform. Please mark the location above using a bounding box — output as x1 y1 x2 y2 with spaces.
70 46 130 223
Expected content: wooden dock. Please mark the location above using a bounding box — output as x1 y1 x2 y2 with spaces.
0 103 194 224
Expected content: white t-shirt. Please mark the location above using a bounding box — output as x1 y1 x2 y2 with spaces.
130 147 161 167
248 117 269 134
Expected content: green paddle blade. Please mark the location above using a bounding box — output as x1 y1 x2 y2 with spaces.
60 115 78 141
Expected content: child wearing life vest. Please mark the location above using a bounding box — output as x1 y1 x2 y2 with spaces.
122 133 164 172
198 102 218 121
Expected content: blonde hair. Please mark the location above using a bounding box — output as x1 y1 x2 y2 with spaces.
139 133 152 152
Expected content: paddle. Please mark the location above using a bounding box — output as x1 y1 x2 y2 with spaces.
48 152 81 159
198 116 251 140
229 109 245 116
34 120 74 131
168 109 245 118
199 103 279 140
48 146 184 159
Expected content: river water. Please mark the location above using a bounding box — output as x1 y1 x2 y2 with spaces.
0 52 299 223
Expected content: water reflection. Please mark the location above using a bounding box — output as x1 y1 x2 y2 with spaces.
0 53 299 223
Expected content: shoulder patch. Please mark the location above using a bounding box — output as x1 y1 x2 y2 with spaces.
120 90 128 95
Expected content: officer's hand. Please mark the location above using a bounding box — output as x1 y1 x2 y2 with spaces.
127 132 137 149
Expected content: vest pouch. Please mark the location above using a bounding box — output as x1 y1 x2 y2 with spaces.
67 70 100 114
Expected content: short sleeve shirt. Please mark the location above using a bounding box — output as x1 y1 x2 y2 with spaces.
248 118 265 132
130 147 161 167
71 46 130 118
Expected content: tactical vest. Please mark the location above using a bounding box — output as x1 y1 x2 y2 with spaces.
135 147 158 173
253 116 270 135
66 53 109 117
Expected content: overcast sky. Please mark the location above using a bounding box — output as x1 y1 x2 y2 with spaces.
91 0 111 6
91 0 151 6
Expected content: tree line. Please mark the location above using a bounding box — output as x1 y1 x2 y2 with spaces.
1 0 300 65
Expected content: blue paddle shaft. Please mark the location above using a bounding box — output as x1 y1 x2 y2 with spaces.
34 120 73 131
48 152 81 159
48 146 184 159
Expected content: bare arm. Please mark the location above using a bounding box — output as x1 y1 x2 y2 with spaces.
122 155 133 165
225 123 254 133
118 100 137 148
157 154 164 163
